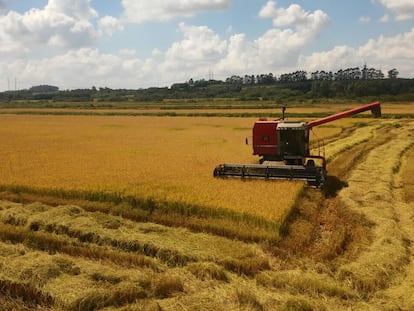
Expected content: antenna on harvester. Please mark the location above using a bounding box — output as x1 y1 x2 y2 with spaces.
281 105 286 120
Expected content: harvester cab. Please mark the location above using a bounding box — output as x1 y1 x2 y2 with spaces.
253 120 309 164
278 122 309 164
214 101 381 187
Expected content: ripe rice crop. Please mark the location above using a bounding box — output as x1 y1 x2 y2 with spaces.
0 115 306 226
0 113 376 236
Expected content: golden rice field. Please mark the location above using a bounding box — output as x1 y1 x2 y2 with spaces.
0 115 303 224
0 111 375 241
1 102 414 310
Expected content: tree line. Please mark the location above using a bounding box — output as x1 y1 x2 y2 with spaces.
222 66 398 86
1 66 412 103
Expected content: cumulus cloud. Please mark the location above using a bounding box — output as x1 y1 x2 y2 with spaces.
152 48 162 56
380 14 390 22
155 2 414 82
2 1 413 91
45 0 97 20
163 23 227 70
212 1 330 75
298 28 414 77
0 0 100 58
298 46 360 73
3 26 414 91
98 16 124 36
119 49 137 57
3 48 153 90
0 2 333 89
259 1 329 35
378 0 414 20
121 0 231 23
359 16 371 23
215 28 309 75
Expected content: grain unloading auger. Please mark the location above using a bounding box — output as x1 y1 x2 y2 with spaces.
213 101 381 187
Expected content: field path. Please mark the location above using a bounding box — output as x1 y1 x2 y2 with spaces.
338 120 414 309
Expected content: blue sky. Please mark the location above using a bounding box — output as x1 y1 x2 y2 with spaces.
0 0 413 90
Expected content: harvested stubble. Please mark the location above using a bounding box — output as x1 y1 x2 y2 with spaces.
256 269 356 299
0 200 276 310
0 201 270 275
321 124 378 162
401 143 414 202
0 242 156 310
338 121 414 300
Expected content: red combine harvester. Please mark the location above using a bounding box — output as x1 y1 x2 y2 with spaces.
213 101 381 187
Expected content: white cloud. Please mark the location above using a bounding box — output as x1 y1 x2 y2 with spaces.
299 28 414 77
215 33 252 73
378 0 414 20
0 1 100 58
118 49 136 56
298 46 360 73
359 16 371 23
380 14 390 22
45 0 97 20
163 23 227 70
4 48 149 90
212 2 330 75
3 26 414 91
2 1 413 91
259 1 330 35
215 26 321 75
121 0 231 23
152 48 162 56
98 16 124 36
